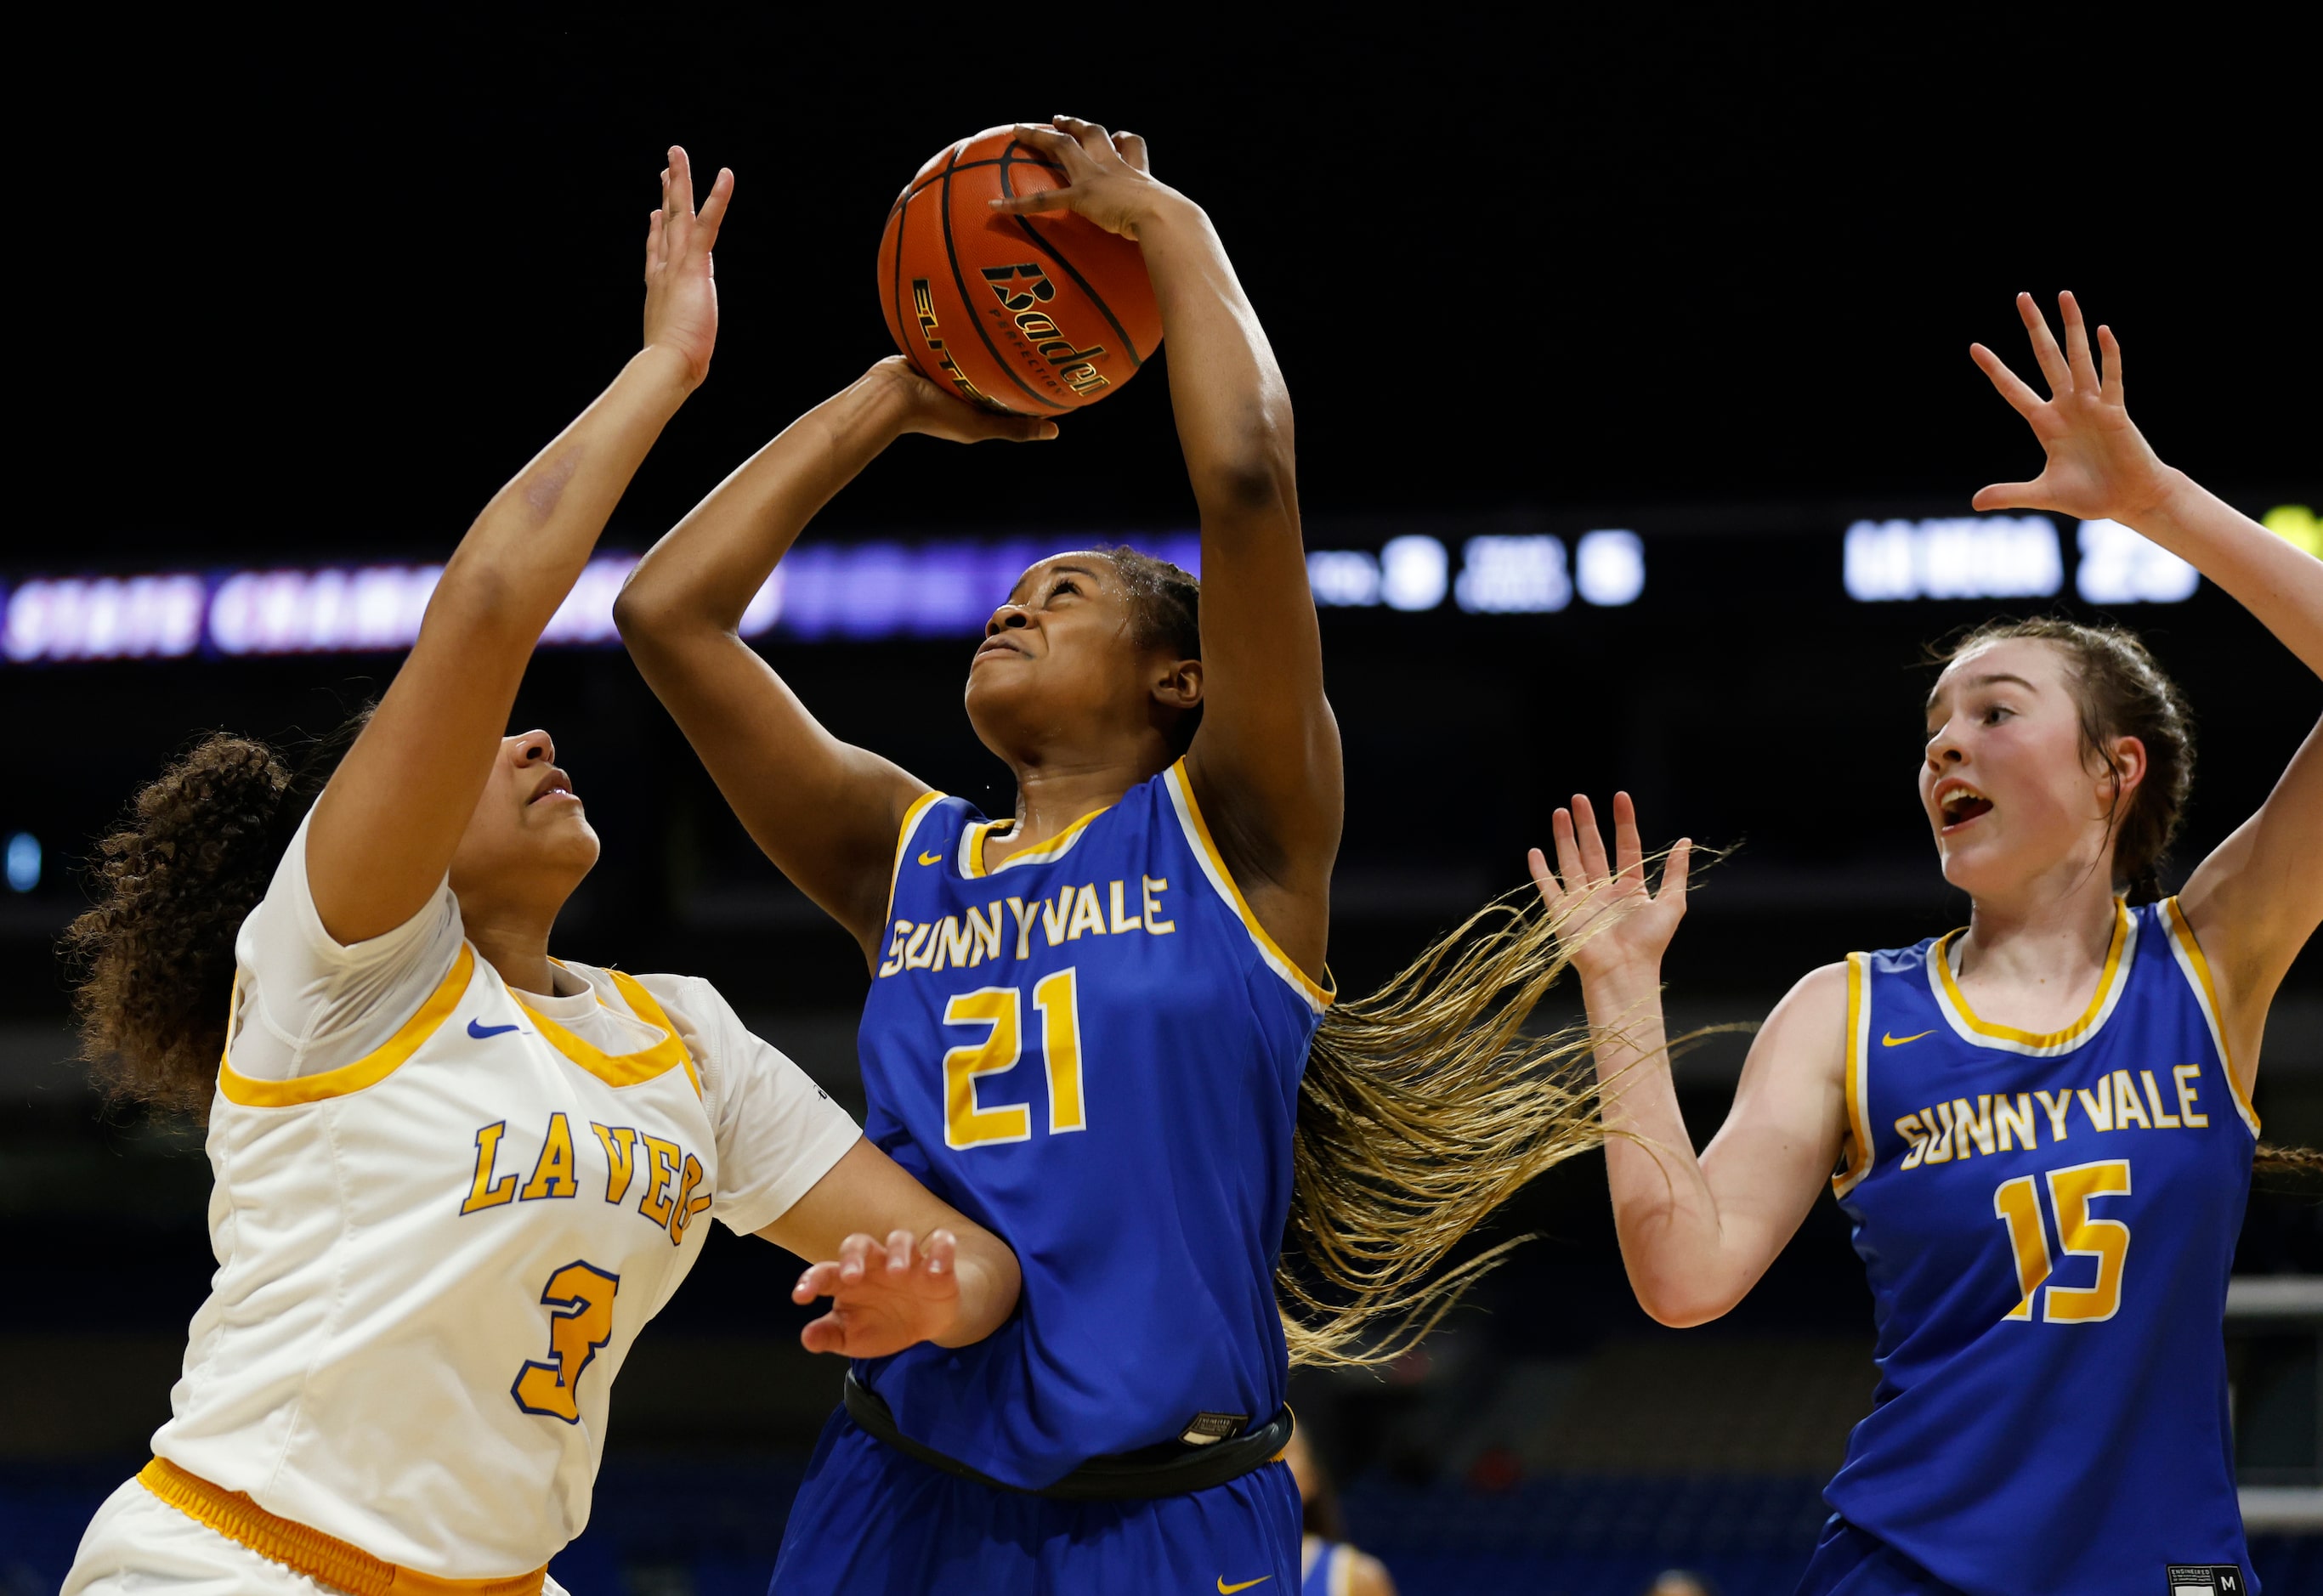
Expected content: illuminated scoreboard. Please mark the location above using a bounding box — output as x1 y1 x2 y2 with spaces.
2 504 2310 665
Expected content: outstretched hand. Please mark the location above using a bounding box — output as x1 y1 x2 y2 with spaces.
1528 793 1691 984
1969 291 2175 524
643 145 734 389
989 116 1169 240
793 1228 967 1358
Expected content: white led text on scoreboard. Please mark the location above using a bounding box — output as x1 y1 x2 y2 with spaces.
1842 514 2201 606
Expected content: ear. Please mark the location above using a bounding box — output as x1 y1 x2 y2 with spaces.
2100 733 2148 811
1150 656 1203 711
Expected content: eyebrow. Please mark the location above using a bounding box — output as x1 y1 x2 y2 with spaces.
1009 563 1102 604
1926 671 2043 710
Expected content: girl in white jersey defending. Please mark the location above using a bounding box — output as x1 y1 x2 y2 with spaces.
59 147 1023 1596
1533 295 2321 1593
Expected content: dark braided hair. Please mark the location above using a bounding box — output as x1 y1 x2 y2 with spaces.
1102 545 1203 755
61 708 371 1122
1939 617 2192 904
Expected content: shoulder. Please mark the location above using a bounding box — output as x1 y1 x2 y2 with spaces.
1745 962 1854 1087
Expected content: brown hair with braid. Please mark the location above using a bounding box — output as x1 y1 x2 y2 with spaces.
1935 618 2319 1184
1106 543 1609 1367
61 710 371 1123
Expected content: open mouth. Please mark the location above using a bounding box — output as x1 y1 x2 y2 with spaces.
528 770 578 806
1937 782 1992 830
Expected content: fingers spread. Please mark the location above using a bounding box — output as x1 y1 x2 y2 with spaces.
1550 809 1586 891
885 1230 915 1274
989 190 1074 216
1572 795 1612 882
695 167 734 247
2059 291 2099 393
1969 342 2045 422
1662 838 1693 903
666 145 696 223
1113 130 1151 173
1970 480 2044 512
1612 790 1644 883
2016 291 2071 396
923 1230 957 1278
2097 324 2124 403
1051 113 1113 156
1527 846 1561 899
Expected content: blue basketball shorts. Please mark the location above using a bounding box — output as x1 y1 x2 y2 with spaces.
1795 1516 1964 1596
768 1407 1301 1596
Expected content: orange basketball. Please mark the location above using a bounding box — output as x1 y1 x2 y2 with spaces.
878 126 1162 416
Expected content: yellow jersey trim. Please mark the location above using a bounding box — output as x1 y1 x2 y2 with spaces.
960 806 1112 878
1929 899 2133 1056
2161 897 2259 1136
1163 759 1334 1013
217 945 476 1107
139 1456 546 1596
513 969 694 1094
883 790 948 929
1832 953 1874 1197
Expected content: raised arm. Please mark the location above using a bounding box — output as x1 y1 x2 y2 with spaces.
1531 795 1849 1326
995 118 1341 979
1970 291 2323 1076
309 149 730 942
614 361 1051 959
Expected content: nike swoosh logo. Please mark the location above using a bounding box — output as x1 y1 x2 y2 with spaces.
467 1019 520 1039
917 850 943 866
1218 1580 1272 1593
1881 1029 1935 1047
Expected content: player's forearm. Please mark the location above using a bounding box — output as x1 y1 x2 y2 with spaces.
1135 196 1298 524
931 1230 1023 1348
619 368 912 638
2131 472 2323 681
1581 967 1751 1327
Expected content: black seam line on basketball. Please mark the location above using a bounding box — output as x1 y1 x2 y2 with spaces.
888 177 914 378
903 155 1065 207
997 143 1143 369
940 146 1068 413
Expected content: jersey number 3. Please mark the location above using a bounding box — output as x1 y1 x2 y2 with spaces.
1992 1159 2131 1324
942 968 1085 1149
511 1260 620 1422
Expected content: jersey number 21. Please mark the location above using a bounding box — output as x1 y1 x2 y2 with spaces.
942 968 1085 1149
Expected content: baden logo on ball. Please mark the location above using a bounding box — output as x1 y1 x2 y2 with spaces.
879 126 1163 416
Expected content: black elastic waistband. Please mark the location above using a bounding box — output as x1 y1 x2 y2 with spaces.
841 1372 1293 1502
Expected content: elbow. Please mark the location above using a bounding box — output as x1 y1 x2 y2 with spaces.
610 566 686 648
1633 1277 1740 1330
1194 452 1295 521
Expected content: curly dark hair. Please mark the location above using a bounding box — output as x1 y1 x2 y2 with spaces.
1102 545 1203 755
61 709 371 1122
1938 616 2193 905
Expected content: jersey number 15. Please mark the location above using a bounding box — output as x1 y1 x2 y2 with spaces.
1992 1158 2132 1324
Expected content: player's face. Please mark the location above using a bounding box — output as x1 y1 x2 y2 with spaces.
964 553 1194 762
1920 639 2138 898
448 730 601 909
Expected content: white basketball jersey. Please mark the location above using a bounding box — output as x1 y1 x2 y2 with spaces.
152 947 853 1580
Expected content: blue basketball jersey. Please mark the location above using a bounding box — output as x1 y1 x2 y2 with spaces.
1824 897 2258 1594
850 760 1328 1489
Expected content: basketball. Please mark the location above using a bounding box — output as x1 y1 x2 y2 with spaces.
877 126 1163 416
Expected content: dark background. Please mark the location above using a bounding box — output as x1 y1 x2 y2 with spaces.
4 13 2319 1593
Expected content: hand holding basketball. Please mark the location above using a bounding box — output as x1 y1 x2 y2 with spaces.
989 116 1170 240
794 1228 969 1358
642 144 734 388
871 356 1060 444
1969 291 2179 525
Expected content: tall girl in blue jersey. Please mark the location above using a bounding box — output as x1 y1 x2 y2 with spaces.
619 116 1606 1593
1532 293 2323 1595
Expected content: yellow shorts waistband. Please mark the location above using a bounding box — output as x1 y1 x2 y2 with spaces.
138 1457 548 1596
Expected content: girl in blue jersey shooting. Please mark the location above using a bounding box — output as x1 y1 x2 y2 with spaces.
619 116 1607 1593
1532 292 2323 1595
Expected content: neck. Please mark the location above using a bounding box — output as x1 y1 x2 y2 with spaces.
460 902 562 996
1958 854 2121 985
1002 745 1167 845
